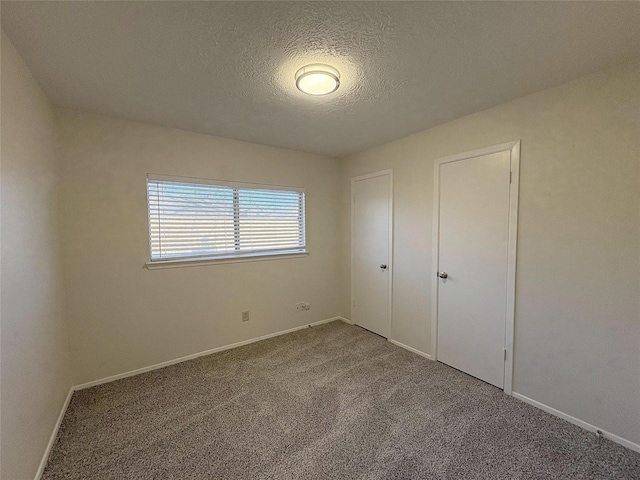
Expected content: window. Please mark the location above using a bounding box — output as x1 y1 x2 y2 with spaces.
146 175 306 263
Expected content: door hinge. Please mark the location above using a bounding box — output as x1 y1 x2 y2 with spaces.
509 171 512 183
504 349 507 361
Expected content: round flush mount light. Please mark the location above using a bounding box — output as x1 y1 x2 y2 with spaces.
295 64 340 96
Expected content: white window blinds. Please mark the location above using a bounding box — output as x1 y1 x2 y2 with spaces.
147 176 306 262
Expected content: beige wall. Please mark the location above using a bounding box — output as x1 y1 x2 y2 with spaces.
55 110 342 384
340 60 640 445
0 32 75 479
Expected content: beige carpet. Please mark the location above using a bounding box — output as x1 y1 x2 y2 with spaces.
43 320 640 479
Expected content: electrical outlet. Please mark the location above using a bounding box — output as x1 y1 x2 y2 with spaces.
242 310 250 322
303 302 311 311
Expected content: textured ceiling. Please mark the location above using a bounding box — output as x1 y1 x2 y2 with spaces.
2 1 639 157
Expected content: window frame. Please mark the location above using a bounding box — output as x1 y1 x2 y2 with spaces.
145 174 308 269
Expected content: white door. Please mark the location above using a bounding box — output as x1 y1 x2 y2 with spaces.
436 150 512 389
352 171 392 338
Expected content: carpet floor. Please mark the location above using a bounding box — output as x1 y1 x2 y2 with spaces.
43 320 640 479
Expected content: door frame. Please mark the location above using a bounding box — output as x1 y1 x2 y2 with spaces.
351 169 394 338
431 141 520 394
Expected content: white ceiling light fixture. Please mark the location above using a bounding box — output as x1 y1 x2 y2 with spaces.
295 64 340 96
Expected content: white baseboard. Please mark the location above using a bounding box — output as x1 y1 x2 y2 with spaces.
512 392 640 454
74 317 346 391
335 315 353 324
35 386 74 480
388 339 432 360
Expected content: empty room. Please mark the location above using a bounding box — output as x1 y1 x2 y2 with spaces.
1 1 639 479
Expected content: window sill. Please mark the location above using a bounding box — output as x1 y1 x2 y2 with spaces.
145 250 309 270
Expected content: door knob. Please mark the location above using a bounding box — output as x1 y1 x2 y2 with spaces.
380 264 388 270
438 272 448 279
